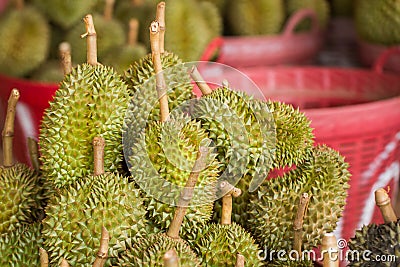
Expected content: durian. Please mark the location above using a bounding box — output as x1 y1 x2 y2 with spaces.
286 0 330 31
0 89 45 232
226 0 285 36
0 0 50 77
66 0 125 64
39 15 130 188
41 137 148 266
354 0 400 45
194 183 262 266
103 19 147 74
247 145 350 251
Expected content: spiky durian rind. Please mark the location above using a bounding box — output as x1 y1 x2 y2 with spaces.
248 145 350 251
42 173 148 266
195 222 263 266
0 222 42 266
103 44 147 74
115 233 201 267
39 63 130 189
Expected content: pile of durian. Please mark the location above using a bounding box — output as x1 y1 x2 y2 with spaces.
0 2 355 266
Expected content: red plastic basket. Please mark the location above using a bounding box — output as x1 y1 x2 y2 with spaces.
200 9 324 68
358 40 400 73
195 47 400 243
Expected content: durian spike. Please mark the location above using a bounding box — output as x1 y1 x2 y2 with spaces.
321 233 339 267
92 226 110 267
222 79 229 88
60 259 70 267
156 2 166 53
150 20 169 122
293 193 310 254
190 66 213 95
15 0 24 10
104 0 115 21
167 145 211 239
81 14 98 66
220 181 242 225
235 253 245 267
93 137 106 176
128 19 139 46
2 89 19 167
375 188 397 223
59 42 72 76
39 247 49 267
28 137 40 172
163 249 179 267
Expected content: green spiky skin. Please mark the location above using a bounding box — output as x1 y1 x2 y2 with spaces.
0 164 45 233
116 233 200 266
355 0 400 45
39 64 130 189
31 60 64 83
0 6 50 77
66 13 126 64
103 44 147 74
42 173 148 266
248 145 350 251
128 115 220 245
226 0 285 35
286 0 330 31
32 0 96 29
348 219 400 266
0 222 42 266
164 0 222 61
195 222 262 266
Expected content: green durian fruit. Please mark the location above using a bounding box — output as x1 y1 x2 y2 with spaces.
0 222 42 266
247 145 350 251
0 5 50 77
164 0 222 61
348 219 400 266
39 62 130 188
66 13 125 64
103 19 147 74
31 0 96 29
195 222 262 266
115 233 201 266
355 0 400 45
226 0 285 36
31 60 64 83
42 169 148 266
286 0 330 31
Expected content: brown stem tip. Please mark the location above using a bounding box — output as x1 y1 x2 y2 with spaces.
39 248 49 267
190 66 213 96
156 1 166 53
2 88 20 167
293 193 310 254
60 259 70 267
163 249 179 267
235 253 245 267
81 14 98 66
375 188 397 223
321 233 339 267
93 137 105 176
93 226 110 267
220 181 242 225
59 42 72 76
128 19 139 46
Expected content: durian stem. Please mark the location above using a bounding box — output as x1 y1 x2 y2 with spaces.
132 0 143 6
293 193 310 255
235 253 245 267
28 137 40 172
104 0 115 21
92 226 110 267
321 233 339 267
220 181 242 225
128 19 139 46
163 249 179 267
93 137 105 176
156 2 166 53
190 66 213 95
15 0 24 10
375 188 398 223
2 89 19 167
59 42 72 76
81 14 98 66
167 146 210 239
150 21 169 122
60 259 70 267
39 248 49 267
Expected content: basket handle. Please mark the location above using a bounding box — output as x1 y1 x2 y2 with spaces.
282 8 320 37
373 46 400 74
200 36 224 62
